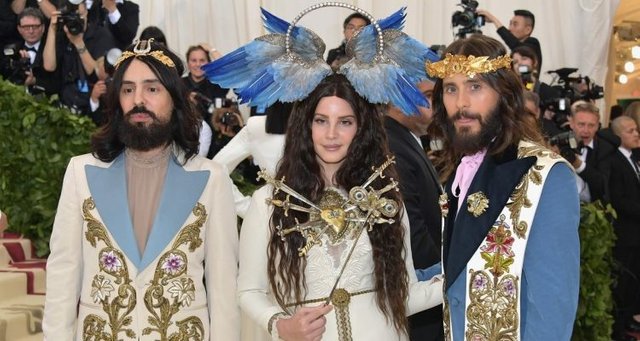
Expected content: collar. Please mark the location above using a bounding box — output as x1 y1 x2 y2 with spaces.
86 0 123 9
25 41 40 50
618 146 633 158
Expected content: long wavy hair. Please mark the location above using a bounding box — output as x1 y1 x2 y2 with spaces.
91 41 200 164
431 35 544 179
267 74 409 333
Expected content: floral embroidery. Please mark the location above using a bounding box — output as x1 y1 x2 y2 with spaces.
465 215 519 340
82 198 136 340
168 278 196 307
143 203 207 340
162 252 185 275
90 275 115 304
100 250 123 273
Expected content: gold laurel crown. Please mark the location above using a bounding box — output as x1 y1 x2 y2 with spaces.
426 53 512 79
113 38 176 70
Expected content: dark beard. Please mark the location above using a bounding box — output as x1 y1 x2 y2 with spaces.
118 106 173 151
445 106 502 155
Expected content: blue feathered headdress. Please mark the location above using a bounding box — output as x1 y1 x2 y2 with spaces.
202 3 439 115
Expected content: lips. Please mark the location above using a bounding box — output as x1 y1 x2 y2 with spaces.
129 113 151 122
323 144 342 151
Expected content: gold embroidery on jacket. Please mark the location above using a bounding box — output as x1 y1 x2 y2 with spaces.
507 144 557 238
82 197 137 340
466 215 519 340
142 203 207 341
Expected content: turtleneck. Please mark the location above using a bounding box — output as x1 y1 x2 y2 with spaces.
124 146 172 255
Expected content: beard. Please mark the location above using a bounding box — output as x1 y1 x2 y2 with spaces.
117 106 173 151
445 105 502 155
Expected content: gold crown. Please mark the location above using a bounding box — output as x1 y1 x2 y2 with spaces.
113 38 176 70
426 53 512 79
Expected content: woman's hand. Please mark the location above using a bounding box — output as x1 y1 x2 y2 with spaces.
276 304 333 341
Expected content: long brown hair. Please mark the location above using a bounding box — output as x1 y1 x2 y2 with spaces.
267 74 409 333
431 35 544 179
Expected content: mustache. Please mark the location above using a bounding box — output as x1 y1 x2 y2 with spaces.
453 110 481 121
124 106 158 120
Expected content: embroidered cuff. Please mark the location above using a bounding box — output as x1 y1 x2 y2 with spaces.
268 312 288 340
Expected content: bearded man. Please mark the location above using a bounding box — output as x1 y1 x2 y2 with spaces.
427 35 580 340
43 39 240 341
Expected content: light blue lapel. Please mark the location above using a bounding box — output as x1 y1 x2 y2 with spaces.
86 154 141 268
139 156 209 271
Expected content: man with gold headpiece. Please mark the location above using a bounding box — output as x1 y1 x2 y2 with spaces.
43 39 240 341
426 35 580 340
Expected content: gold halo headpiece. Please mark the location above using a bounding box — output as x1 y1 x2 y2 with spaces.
113 38 176 70
426 53 512 79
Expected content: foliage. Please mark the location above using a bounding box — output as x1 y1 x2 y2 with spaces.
0 79 95 256
572 200 617 341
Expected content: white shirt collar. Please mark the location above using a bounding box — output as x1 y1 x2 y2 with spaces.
85 0 123 10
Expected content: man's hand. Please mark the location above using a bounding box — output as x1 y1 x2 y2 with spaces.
276 305 333 341
476 9 503 29
91 80 107 102
102 0 117 13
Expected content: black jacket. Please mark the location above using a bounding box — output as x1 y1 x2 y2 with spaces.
384 116 444 341
497 26 542 72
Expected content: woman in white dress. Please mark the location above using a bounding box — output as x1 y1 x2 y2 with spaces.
238 74 442 341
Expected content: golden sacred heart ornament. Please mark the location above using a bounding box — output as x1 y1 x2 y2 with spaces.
467 191 489 217
321 207 346 235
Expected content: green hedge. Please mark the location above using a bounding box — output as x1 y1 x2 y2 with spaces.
572 201 616 341
0 79 95 256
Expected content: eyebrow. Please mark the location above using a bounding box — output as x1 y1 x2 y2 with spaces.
314 113 356 119
121 79 161 85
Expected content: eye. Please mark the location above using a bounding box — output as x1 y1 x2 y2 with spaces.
469 83 482 91
340 118 354 126
444 85 456 94
121 86 134 94
313 117 326 124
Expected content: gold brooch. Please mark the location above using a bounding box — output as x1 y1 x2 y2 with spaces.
439 193 449 218
113 38 176 70
425 53 512 79
466 191 489 217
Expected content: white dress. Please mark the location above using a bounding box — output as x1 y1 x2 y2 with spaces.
238 186 443 341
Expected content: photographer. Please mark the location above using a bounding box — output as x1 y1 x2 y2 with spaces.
43 0 116 115
477 8 542 72
564 101 616 203
326 12 370 71
1 7 59 96
209 106 244 159
182 44 229 131
85 0 139 50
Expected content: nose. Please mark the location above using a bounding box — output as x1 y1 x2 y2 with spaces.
133 88 144 108
455 89 469 112
327 121 338 139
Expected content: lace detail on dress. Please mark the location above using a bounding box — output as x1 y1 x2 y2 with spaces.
305 232 374 297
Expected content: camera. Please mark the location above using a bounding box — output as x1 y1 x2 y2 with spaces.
549 130 580 163
540 68 604 128
58 9 84 35
193 92 236 114
517 65 535 90
452 0 485 39
2 44 31 85
220 112 239 127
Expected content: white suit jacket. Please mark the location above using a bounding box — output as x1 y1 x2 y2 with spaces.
43 150 240 341
213 116 285 218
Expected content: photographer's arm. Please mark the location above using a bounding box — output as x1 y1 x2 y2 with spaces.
33 0 56 19
68 32 98 76
10 0 26 14
43 13 58 72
